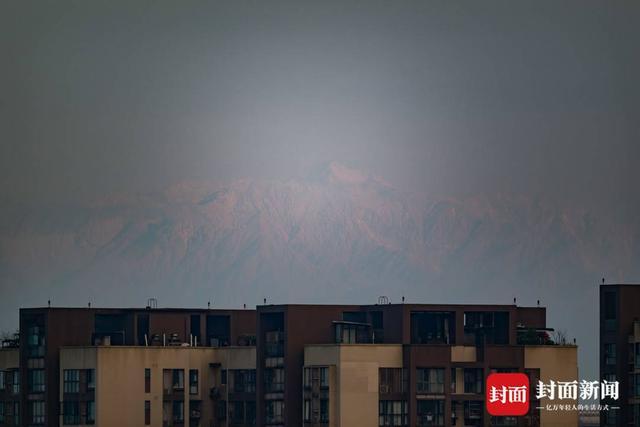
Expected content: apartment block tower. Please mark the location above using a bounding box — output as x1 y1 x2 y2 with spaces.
600 284 640 426
0 306 256 427
256 303 578 427
1 300 577 427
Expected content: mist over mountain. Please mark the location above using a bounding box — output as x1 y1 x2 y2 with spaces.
1 162 638 378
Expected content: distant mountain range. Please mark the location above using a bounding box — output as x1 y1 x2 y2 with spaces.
1 162 638 377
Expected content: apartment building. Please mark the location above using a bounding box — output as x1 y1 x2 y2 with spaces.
600 284 640 426
2 300 578 427
256 303 578 427
0 344 20 426
8 306 256 427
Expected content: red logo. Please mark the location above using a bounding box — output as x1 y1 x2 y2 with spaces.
486 373 530 416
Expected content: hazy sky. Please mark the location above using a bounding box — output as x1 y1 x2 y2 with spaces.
1 1 639 208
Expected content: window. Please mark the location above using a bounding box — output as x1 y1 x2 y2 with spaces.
87 401 95 424
630 373 640 398
30 401 45 425
246 401 256 425
230 401 245 424
145 368 151 393
464 368 483 394
303 400 311 422
416 368 444 394
265 400 284 424
232 369 256 393
335 323 370 344
379 368 407 394
491 416 517 426
144 400 151 425
0 370 4 390
264 368 284 393
0 403 4 424
27 325 45 358
221 369 227 385
605 343 617 366
451 368 457 393
86 369 95 390
173 401 184 423
189 369 198 395
417 400 444 426
464 401 483 426
29 369 45 393
173 369 184 390
11 370 20 394
320 399 329 423
13 401 20 425
303 367 329 390
64 370 80 393
379 400 408 426
411 312 455 344
63 401 80 425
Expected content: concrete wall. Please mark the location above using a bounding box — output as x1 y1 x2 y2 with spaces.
0 348 19 369
525 345 579 427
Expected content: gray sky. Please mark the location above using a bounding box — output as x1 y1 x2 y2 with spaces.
1 1 639 215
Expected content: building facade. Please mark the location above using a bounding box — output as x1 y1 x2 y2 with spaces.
1 302 578 427
600 284 640 426
256 303 578 427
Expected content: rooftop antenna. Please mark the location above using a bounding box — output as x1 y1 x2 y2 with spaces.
537 300 540 307
146 298 157 309
88 302 91 308
402 296 405 304
243 303 246 309
513 297 516 305
48 299 51 308
264 298 267 305
207 301 210 309
602 277 605 285
378 296 389 305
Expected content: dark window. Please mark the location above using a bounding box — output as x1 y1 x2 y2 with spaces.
26 324 45 358
144 400 151 425
417 400 444 426
63 370 80 393
137 314 149 346
0 403 4 424
231 369 256 393
230 401 245 425
490 416 517 426
246 401 256 425
173 400 184 423
343 311 367 323
206 315 230 347
63 401 80 425
303 367 329 390
93 314 126 345
28 369 45 393
86 401 95 425
379 400 408 426
86 369 95 390
190 314 201 346
604 292 617 320
335 323 370 344
370 311 384 329
221 370 227 385
145 368 151 393
464 312 509 345
30 401 45 425
264 368 284 393
0 370 5 390
379 368 408 394
464 369 483 394
11 370 20 394
411 312 455 344
173 370 184 390
189 370 198 395
416 368 444 394
14 401 20 425
265 400 284 424
464 401 483 426
605 343 617 366
320 399 329 423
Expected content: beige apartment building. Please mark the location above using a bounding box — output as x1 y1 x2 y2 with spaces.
58 346 255 427
303 344 578 427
